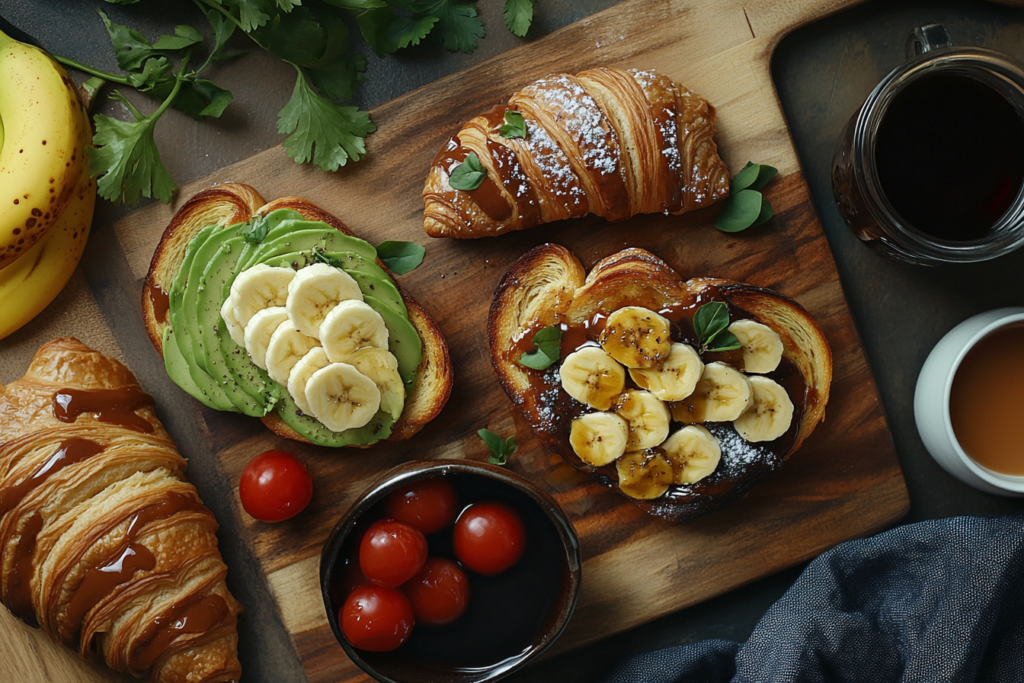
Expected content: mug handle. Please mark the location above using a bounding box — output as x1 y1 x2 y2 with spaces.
906 24 952 59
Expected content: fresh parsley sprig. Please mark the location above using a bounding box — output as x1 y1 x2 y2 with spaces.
56 0 539 205
715 162 778 233
693 302 742 355
517 325 561 370
478 428 518 466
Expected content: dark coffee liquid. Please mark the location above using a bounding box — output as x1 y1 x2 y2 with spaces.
875 72 1024 241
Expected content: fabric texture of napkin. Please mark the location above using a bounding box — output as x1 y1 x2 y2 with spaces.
603 511 1024 683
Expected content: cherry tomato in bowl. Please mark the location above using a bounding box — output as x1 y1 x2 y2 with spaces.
359 519 428 587
239 450 313 522
403 557 470 626
453 502 527 575
383 477 458 534
340 584 415 652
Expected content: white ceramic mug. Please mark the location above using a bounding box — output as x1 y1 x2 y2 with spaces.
914 307 1024 496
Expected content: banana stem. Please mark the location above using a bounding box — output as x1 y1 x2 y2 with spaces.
52 55 130 85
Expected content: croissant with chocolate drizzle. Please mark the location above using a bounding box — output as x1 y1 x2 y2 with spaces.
423 67 731 238
0 338 242 683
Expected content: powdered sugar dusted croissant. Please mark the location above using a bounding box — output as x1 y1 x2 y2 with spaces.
0 338 242 683
423 67 730 238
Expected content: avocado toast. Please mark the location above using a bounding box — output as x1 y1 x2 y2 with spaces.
143 184 452 447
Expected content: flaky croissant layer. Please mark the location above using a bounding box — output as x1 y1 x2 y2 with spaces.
0 338 242 683
423 67 731 238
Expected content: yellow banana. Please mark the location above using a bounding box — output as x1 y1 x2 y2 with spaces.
0 29 91 269
0 159 95 339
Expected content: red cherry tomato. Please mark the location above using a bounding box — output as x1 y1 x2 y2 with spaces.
403 558 470 626
340 584 414 652
383 477 458 534
453 502 526 575
359 519 428 587
239 450 313 522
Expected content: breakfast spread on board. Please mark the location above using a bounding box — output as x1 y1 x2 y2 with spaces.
422 67 730 238
488 244 832 520
142 183 452 448
0 8 856 676
0 339 242 683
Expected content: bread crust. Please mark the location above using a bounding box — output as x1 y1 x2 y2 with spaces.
488 244 833 521
142 184 452 446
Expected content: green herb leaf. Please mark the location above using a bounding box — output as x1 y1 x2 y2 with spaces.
693 302 730 351
731 162 760 193
127 57 172 89
499 110 527 139
224 0 274 32
715 189 763 233
355 6 397 57
750 164 778 191
390 14 439 50
89 95 176 205
518 325 561 370
253 6 329 66
478 428 518 466
448 151 486 190
205 6 239 61
418 0 485 53
705 329 742 353
503 0 535 37
277 67 376 171
376 241 425 274
311 247 344 268
321 0 388 8
152 25 204 51
241 214 270 244
98 9 157 71
752 198 774 226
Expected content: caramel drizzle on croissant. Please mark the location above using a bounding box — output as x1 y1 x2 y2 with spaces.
423 67 731 238
0 338 241 683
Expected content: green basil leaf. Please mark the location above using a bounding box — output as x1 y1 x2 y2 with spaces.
715 189 763 233
752 198 774 227
448 151 487 190
499 110 526 139
706 329 742 352
241 215 270 244
731 162 759 192
377 240 425 274
693 302 729 347
478 428 517 465
518 325 561 370
750 164 778 191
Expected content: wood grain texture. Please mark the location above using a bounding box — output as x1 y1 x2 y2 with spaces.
1 0 911 682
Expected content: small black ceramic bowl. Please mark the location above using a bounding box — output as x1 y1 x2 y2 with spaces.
320 459 581 683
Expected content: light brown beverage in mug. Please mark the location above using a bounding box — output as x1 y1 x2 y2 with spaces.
949 324 1024 475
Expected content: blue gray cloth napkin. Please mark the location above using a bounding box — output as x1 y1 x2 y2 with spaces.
604 512 1024 683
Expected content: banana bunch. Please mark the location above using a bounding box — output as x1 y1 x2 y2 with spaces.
0 30 96 339
225 262 404 431
559 305 796 499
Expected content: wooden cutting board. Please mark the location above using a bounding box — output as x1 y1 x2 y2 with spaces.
1 0 909 681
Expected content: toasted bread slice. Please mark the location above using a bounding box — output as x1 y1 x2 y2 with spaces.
489 244 832 520
143 184 452 445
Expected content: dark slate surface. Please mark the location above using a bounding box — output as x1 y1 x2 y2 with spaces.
2 0 1022 681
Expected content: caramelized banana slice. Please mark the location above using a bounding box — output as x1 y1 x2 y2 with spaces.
599 306 672 369
613 389 670 451
734 376 794 442
616 451 673 499
729 320 783 374
570 411 630 466
662 425 721 484
670 362 752 423
629 342 704 401
559 346 626 410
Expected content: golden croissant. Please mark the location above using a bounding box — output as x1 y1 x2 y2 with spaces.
422 67 730 238
0 338 242 683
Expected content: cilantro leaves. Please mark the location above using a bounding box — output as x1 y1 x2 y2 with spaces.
518 325 562 370
61 0 539 205
279 66 376 171
478 428 518 466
